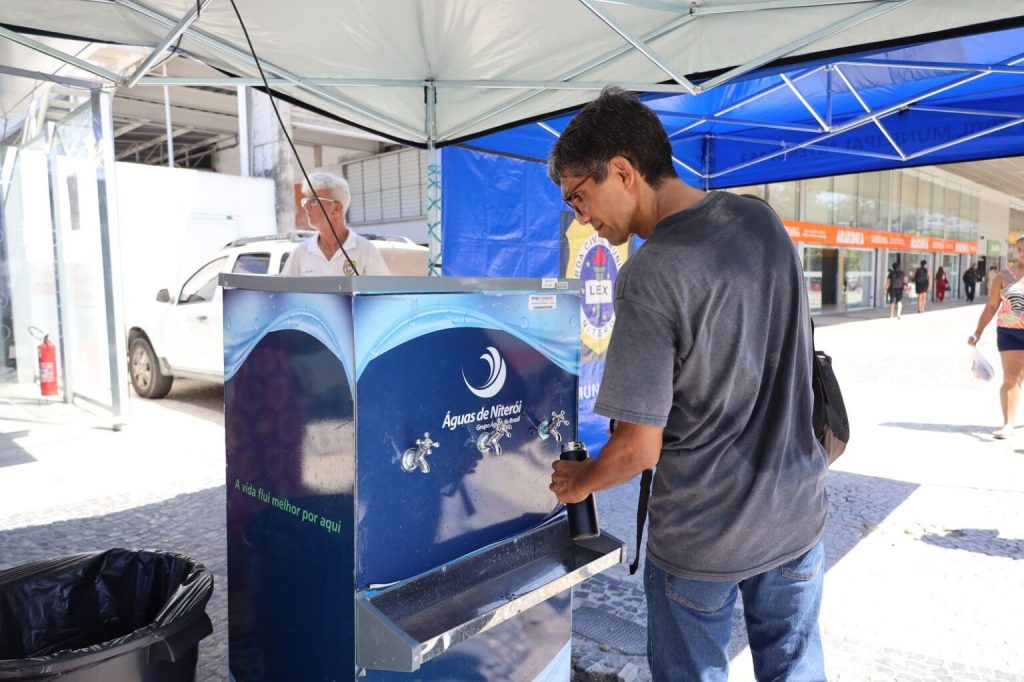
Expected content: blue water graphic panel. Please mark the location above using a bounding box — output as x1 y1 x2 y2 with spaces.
354 292 579 587
225 325 355 681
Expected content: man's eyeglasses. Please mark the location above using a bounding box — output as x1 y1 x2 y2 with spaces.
562 166 602 218
300 196 340 209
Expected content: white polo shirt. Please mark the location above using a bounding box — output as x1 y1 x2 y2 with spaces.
280 230 390 277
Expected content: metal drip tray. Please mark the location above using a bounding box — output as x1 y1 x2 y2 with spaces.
355 518 625 672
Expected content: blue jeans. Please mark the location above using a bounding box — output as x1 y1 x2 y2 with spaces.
645 539 825 681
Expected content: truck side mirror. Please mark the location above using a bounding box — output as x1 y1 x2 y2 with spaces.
156 289 170 303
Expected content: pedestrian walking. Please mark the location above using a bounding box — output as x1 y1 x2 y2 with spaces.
912 260 930 313
936 266 949 302
547 88 827 682
963 263 979 303
887 262 906 319
968 237 1024 439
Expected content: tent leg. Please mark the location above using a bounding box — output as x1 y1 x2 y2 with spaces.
426 85 441 276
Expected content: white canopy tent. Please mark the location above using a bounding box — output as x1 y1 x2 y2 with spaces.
1 0 1022 146
0 0 1020 425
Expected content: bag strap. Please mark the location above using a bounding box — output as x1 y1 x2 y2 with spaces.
629 468 654 575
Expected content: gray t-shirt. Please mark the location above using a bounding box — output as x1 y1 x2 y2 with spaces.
595 191 828 581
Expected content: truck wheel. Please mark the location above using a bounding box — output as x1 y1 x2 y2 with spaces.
129 337 173 399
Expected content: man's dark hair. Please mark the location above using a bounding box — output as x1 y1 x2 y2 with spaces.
921 260 927 267
548 87 677 189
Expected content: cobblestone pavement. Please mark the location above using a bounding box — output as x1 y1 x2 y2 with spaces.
1 304 1022 681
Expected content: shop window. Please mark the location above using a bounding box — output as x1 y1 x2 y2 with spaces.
928 180 946 238
729 184 765 200
857 172 880 231
945 186 962 240
834 174 857 227
879 170 894 232
804 176 832 225
767 182 798 220
899 171 919 233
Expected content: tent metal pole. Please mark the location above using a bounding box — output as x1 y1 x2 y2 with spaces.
578 0 697 94
905 117 1024 160
237 86 251 176
162 65 174 168
697 0 911 93
438 13 698 141
536 122 561 139
840 59 1024 75
825 65 833 129
125 0 211 87
0 26 124 85
436 80 699 93
136 76 705 93
0 64 101 90
94 89 130 429
672 156 703 179
910 105 1024 119
654 109 823 133
833 64 906 160
137 76 425 87
426 84 441 276
688 0 906 14
780 74 828 131
117 0 427 141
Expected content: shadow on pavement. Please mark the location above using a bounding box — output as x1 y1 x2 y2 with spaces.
920 528 1023 560
0 487 229 682
880 421 997 442
0 431 37 468
137 380 224 426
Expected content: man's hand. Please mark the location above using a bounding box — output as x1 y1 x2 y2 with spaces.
550 459 593 503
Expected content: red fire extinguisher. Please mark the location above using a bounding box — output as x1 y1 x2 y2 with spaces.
37 333 58 397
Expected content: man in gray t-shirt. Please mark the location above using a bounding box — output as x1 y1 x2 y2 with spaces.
548 88 828 681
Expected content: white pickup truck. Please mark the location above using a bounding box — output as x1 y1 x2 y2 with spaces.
126 231 428 398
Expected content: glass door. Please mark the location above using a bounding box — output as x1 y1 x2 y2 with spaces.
803 246 840 314
843 248 875 309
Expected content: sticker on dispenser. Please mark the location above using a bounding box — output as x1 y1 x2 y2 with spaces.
556 280 569 290
541 278 557 289
529 294 557 311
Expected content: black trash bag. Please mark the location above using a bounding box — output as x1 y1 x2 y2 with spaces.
0 549 213 681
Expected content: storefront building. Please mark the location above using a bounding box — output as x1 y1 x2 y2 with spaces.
728 165 999 314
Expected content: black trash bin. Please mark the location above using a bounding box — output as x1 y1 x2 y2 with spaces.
0 549 214 682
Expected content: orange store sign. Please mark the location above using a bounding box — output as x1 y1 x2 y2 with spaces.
783 220 976 254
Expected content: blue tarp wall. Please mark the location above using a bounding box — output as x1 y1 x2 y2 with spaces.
442 147 616 454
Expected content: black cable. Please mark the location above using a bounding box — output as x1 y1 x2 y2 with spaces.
226 0 359 275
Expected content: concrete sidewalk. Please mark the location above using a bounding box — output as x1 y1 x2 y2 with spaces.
0 304 1021 681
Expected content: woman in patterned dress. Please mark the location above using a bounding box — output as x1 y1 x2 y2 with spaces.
969 236 1024 439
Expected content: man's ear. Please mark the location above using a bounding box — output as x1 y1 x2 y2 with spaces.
608 156 636 189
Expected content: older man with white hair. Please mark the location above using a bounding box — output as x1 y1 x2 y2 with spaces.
281 171 390 276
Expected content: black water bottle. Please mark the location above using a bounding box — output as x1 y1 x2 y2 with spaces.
560 441 600 540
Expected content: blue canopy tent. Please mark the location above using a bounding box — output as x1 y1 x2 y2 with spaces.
442 21 1024 449
455 22 1024 189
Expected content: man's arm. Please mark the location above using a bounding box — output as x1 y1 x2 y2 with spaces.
550 421 662 503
